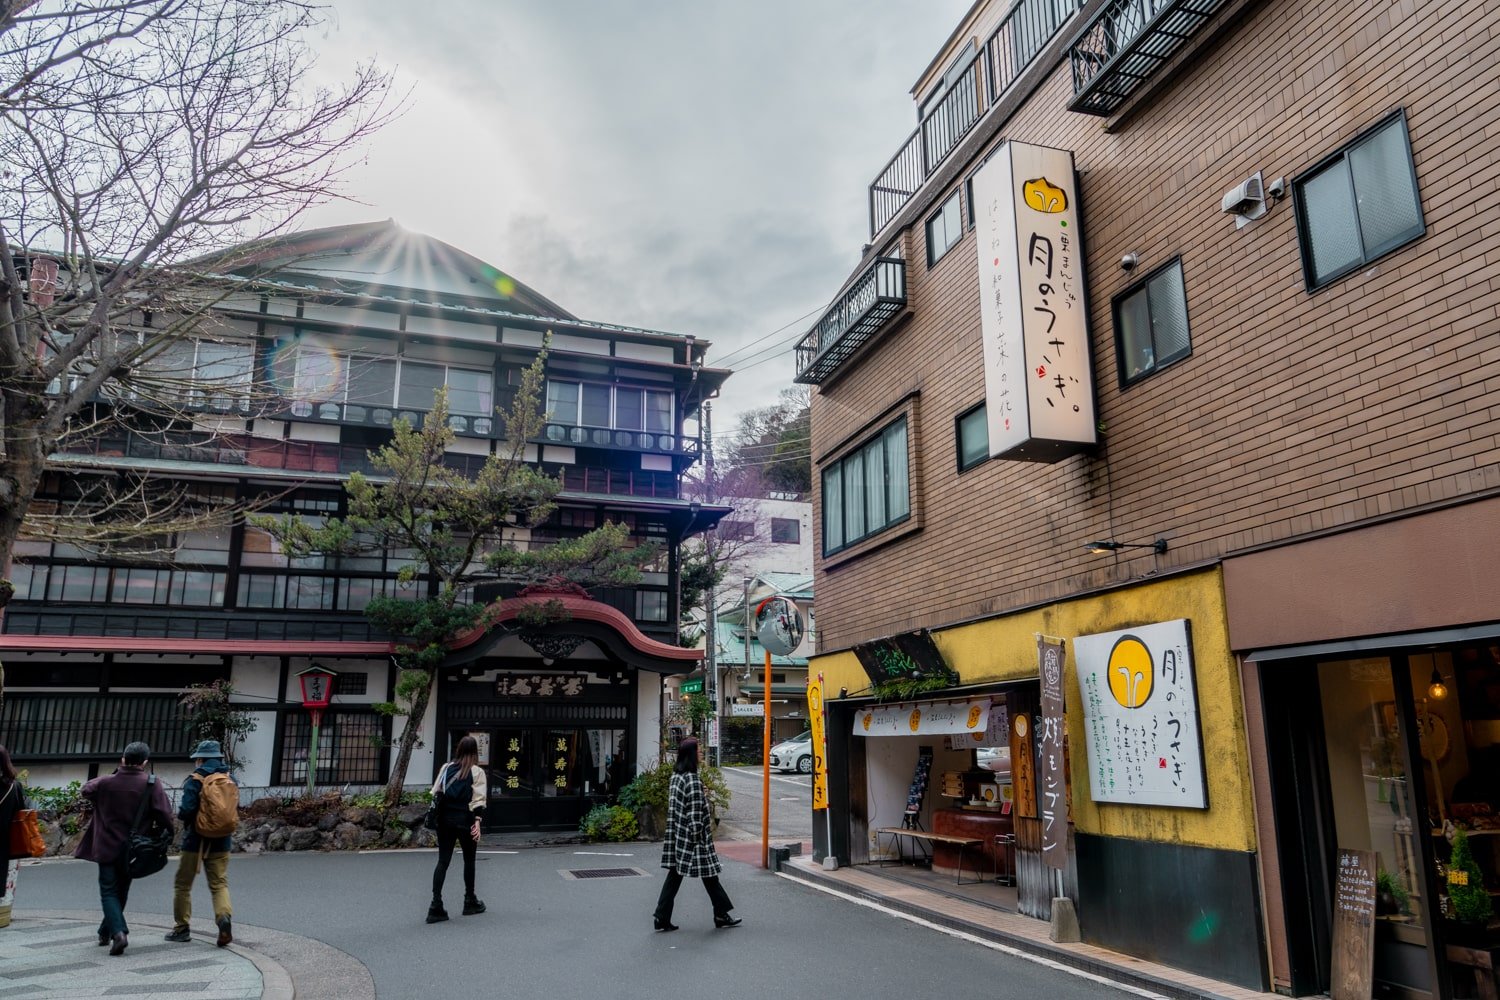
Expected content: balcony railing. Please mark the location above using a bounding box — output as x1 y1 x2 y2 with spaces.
868 0 1083 237
59 431 684 500
1068 0 1230 116
537 421 699 458
793 257 907 385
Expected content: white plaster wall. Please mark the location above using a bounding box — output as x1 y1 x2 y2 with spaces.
860 735 971 858
637 672 667 774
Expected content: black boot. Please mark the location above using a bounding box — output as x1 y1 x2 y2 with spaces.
426 897 449 924
462 895 486 916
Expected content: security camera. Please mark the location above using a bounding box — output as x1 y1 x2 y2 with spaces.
1120 253 1139 272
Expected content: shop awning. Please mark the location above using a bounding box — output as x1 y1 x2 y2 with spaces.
853 697 990 737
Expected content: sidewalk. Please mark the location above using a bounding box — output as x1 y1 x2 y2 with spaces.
777 857 1275 1000
6 905 373 1000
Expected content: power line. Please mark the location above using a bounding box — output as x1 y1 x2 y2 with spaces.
708 306 822 368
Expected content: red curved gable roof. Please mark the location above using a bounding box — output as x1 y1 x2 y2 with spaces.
451 594 700 663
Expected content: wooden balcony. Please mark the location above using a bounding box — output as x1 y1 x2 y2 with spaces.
1068 0 1231 116
793 258 907 385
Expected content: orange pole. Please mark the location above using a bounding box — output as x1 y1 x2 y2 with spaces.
762 648 772 869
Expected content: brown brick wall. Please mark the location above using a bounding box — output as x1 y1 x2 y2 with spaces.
810 0 1500 651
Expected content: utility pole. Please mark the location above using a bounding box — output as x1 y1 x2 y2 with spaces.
702 402 719 767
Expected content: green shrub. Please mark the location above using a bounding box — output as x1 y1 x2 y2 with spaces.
580 804 639 842
1449 829 1494 924
618 761 730 819
26 780 83 817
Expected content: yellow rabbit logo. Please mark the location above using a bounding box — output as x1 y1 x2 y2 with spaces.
1023 177 1067 214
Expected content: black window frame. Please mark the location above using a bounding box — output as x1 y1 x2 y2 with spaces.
1292 109 1425 292
925 191 964 267
769 518 801 545
0 693 195 761
277 708 385 785
1111 256 1193 389
821 415 911 557
955 402 989 472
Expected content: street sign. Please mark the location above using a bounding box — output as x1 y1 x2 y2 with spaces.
679 677 704 694
730 703 764 717
708 716 720 749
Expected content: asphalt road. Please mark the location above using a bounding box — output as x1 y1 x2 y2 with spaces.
717 764 814 848
18 848 1136 1000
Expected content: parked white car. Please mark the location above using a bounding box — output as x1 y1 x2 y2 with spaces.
769 732 814 774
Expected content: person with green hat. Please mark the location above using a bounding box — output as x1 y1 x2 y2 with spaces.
165 740 237 947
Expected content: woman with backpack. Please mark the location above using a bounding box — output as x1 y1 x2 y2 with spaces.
427 734 487 923
165 740 237 947
0 745 28 928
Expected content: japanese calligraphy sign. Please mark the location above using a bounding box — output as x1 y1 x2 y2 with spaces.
1037 637 1068 869
852 698 990 737
1073 619 1208 809
495 673 587 699
807 673 829 811
973 142 1096 463
852 629 951 686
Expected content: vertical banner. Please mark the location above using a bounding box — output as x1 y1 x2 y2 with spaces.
973 141 1096 463
807 673 828 811
1037 636 1068 870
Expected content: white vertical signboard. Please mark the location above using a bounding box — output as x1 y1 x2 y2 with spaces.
973 142 1096 463
1073 619 1208 809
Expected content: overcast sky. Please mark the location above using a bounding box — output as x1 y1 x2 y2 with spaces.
301 1 973 437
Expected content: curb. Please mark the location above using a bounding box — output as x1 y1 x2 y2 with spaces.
776 863 1254 1000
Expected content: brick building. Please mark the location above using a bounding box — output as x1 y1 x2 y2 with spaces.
0 221 730 830
798 0 1500 994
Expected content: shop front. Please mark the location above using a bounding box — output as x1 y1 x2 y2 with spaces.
1228 496 1500 999
815 567 1268 991
435 594 700 831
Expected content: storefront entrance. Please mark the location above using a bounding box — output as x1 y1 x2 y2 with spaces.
1263 641 1500 999
440 669 635 831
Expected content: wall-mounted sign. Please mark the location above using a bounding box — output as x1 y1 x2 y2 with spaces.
1073 619 1208 809
678 677 704 695
973 141 1096 463
853 698 990 737
730 703 765 717
496 673 588 699
852 629 951 687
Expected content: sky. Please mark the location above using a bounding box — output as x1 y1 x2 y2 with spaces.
299 1 974 438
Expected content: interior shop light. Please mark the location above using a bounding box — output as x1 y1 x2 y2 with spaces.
1428 668 1449 701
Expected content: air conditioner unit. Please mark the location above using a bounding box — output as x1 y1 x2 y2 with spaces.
1221 171 1266 228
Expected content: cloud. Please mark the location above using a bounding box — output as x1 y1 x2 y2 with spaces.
302 0 974 429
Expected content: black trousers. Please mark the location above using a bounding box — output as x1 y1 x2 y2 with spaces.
654 868 733 921
432 823 477 901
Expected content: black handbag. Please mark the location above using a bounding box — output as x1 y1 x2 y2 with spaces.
124 774 172 879
423 764 450 831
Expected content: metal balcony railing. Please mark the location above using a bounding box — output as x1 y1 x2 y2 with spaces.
1068 0 1230 116
868 0 1083 238
793 258 907 385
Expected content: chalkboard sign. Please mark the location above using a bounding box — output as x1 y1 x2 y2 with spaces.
1331 847 1377 1000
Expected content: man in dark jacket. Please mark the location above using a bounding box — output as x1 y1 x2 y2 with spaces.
74 741 173 956
165 740 235 947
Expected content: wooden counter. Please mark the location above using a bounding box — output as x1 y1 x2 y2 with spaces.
933 807 1013 879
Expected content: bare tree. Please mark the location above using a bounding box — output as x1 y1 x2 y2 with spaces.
0 0 399 702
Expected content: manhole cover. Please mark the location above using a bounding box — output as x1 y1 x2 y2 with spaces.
559 867 649 880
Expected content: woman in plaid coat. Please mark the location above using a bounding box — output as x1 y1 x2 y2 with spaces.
653 738 741 931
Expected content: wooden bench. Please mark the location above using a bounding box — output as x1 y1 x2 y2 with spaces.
874 827 985 885
1446 943 1500 1000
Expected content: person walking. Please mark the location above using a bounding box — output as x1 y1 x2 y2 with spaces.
74 742 173 956
165 740 237 947
426 735 487 923
0 745 28 928
653 738 741 931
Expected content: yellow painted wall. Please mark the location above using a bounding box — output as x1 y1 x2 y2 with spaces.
812 567 1255 853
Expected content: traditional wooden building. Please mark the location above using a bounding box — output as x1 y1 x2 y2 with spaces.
0 221 731 830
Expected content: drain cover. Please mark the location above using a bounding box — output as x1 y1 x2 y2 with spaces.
560 867 648 880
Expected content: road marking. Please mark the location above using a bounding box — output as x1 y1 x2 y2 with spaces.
574 851 634 856
776 873 1171 1000
723 767 810 789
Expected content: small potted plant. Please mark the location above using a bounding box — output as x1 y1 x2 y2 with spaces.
1376 868 1410 916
